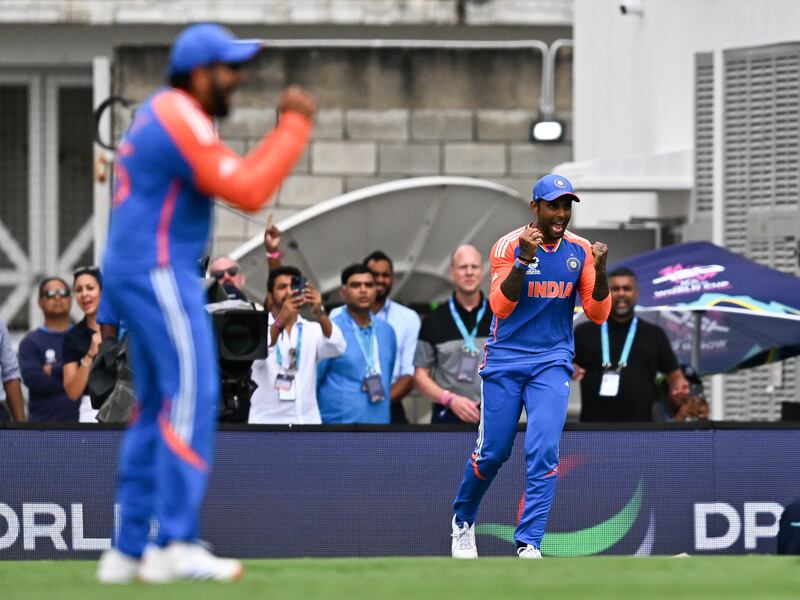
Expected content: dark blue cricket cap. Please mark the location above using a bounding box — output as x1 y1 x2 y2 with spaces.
169 23 263 76
532 173 581 202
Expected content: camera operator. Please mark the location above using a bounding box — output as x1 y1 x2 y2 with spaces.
248 266 345 424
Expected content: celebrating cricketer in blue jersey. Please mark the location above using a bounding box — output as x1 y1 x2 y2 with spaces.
450 173 611 559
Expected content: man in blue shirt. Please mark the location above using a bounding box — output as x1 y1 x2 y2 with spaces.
18 277 76 422
329 250 420 422
318 264 396 424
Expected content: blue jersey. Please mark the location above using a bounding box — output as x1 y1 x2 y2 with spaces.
484 227 611 365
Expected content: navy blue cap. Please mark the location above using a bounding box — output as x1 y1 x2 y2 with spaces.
532 173 580 202
169 23 262 76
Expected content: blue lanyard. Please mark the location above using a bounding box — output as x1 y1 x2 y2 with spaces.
349 317 377 374
275 322 303 372
449 297 487 354
601 317 638 370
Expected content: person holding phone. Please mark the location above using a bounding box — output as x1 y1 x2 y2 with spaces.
248 266 345 424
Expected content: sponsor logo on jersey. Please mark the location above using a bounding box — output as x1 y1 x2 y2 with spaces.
527 256 541 275
527 280 574 299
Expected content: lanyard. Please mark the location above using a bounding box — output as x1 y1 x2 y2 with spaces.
275 322 303 372
449 297 487 354
601 317 638 370
350 317 378 374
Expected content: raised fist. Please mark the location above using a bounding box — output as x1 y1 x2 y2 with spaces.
277 85 317 120
519 226 544 261
592 241 608 270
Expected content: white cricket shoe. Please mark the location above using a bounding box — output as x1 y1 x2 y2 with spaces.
451 515 478 559
138 542 243 583
517 545 543 559
96 548 140 584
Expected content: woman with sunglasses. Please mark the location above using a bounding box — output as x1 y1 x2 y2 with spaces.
18 277 78 422
62 266 103 422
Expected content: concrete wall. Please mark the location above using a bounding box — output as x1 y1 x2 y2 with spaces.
115 45 573 254
0 0 572 26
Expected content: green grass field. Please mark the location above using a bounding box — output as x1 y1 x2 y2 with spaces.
1 556 798 599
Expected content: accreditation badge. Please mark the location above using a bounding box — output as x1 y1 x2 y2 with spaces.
599 371 621 397
457 352 480 383
363 374 385 403
275 373 296 402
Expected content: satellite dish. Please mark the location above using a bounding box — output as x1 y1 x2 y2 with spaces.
230 176 532 306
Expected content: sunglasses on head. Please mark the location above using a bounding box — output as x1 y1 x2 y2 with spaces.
73 265 101 279
41 288 71 299
211 266 240 280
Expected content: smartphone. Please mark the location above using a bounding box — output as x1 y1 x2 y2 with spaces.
291 275 316 320
290 275 307 296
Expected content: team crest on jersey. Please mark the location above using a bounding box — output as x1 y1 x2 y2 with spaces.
526 256 541 275
566 256 580 272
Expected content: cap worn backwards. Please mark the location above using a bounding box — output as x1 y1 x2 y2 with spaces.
169 23 263 76
532 173 581 203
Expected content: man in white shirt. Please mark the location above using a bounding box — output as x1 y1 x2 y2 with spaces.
249 266 346 424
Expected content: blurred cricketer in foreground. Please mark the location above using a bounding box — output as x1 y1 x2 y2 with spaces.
97 23 316 583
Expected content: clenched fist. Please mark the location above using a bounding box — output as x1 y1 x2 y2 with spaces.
592 241 608 271
278 85 317 120
519 226 545 261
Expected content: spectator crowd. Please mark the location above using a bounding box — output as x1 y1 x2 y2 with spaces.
0 221 706 426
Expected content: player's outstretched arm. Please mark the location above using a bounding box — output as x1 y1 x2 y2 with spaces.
216 86 317 211
154 86 316 213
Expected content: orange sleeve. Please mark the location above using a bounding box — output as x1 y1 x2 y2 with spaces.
489 236 520 319
153 91 312 213
576 240 611 324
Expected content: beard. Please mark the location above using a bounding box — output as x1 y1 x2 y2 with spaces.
209 84 230 117
207 72 232 117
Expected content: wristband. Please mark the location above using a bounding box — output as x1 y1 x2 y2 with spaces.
266 250 283 259
513 257 531 271
439 390 454 408
273 318 284 332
